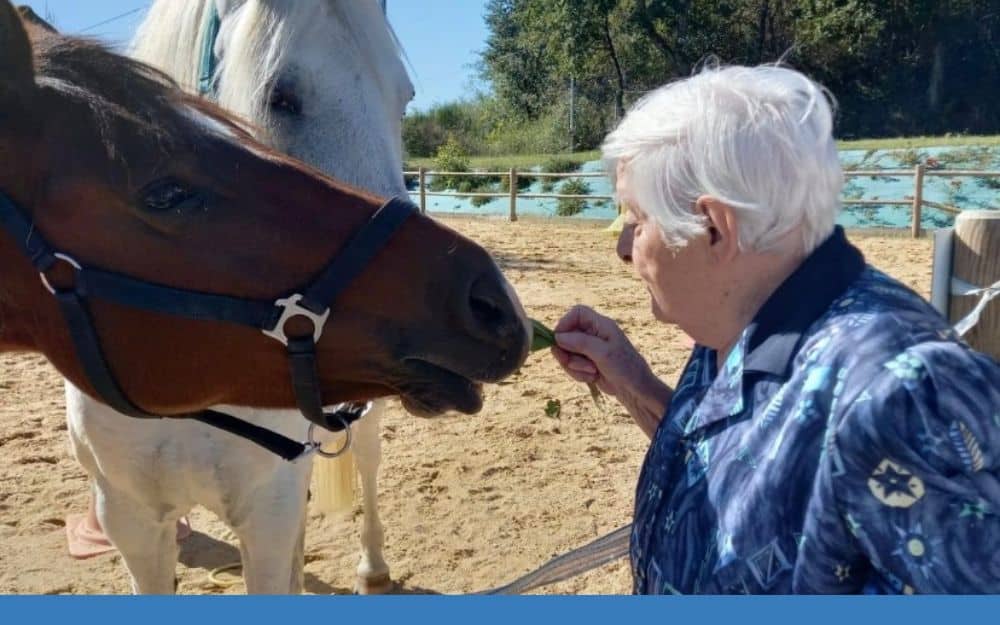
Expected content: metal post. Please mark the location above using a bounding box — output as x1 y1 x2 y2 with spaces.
509 168 518 222
569 76 575 153
912 164 925 238
418 166 427 214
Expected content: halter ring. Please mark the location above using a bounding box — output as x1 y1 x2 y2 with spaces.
307 417 352 459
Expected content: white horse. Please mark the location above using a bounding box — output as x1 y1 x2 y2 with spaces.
65 0 413 594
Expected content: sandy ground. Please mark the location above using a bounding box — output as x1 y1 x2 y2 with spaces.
0 217 932 595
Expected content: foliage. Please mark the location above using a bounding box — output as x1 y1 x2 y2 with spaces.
542 157 582 173
896 148 928 168
473 0 1000 151
428 136 470 191
556 178 591 216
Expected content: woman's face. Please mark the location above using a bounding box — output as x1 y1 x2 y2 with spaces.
615 173 711 327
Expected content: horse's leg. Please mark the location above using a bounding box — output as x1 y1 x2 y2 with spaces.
352 401 392 594
233 470 310 595
94 480 178 594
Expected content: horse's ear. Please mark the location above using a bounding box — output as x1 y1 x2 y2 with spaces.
0 0 34 95
17 5 57 34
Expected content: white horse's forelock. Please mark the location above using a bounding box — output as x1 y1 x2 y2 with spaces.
131 1 410 133
129 0 214 93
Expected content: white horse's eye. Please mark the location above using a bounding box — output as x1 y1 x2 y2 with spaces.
269 81 302 116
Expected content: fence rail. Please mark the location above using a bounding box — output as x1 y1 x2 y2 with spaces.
403 165 1000 235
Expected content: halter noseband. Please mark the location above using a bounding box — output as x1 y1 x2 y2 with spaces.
0 189 416 461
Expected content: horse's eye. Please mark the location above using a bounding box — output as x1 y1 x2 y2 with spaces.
140 179 203 213
269 81 303 116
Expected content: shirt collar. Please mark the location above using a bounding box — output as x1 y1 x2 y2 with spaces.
742 226 865 379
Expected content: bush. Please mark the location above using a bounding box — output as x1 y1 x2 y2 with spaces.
499 172 535 192
539 157 582 192
937 146 995 169
541 157 581 173
483 109 568 155
556 179 591 216
428 136 469 191
471 194 495 207
403 100 490 158
897 148 928 168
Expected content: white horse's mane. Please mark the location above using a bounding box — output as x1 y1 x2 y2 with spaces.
130 0 212 93
130 0 409 128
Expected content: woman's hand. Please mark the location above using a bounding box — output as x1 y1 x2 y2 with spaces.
550 305 643 396
550 305 672 438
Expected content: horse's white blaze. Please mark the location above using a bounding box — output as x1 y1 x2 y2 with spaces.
68 0 411 595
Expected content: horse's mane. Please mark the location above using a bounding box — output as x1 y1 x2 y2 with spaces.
29 27 271 163
130 1 410 129
128 0 213 94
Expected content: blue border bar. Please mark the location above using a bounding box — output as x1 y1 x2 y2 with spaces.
3 596 1000 625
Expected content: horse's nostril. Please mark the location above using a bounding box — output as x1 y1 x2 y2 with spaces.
470 292 504 327
464 273 517 343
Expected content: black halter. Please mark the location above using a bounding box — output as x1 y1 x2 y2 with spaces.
0 189 416 460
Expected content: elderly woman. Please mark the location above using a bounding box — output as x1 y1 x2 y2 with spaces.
551 64 1000 594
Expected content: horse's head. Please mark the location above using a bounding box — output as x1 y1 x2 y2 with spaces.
0 2 529 417
134 0 413 198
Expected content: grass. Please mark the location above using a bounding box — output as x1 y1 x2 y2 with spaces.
836 135 1000 151
404 136 1000 171
405 150 600 171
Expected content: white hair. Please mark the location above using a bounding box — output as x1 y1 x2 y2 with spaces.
602 64 843 254
131 1 408 136
130 0 214 94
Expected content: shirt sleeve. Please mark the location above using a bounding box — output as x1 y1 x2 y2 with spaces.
796 341 1000 594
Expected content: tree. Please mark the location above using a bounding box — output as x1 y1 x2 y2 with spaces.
473 0 1000 150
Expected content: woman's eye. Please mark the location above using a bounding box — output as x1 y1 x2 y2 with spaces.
140 179 203 213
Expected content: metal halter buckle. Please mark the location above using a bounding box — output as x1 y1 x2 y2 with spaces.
262 293 331 346
39 253 82 295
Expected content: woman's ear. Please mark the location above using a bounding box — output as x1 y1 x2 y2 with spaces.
695 195 741 261
0 1 35 100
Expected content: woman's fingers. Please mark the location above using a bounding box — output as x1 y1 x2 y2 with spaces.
565 355 597 375
551 347 599 383
554 330 608 362
554 305 587 333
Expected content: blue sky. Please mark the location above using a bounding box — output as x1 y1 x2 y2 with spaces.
19 0 490 112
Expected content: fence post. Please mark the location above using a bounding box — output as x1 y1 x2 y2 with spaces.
911 164 925 238
948 211 1000 360
509 168 518 222
418 167 427 214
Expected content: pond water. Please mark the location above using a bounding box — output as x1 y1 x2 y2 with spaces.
408 145 1000 230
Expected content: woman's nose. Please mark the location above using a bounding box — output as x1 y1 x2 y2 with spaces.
616 224 634 263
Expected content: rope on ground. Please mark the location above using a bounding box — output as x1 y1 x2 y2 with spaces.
479 524 631 595
207 562 243 588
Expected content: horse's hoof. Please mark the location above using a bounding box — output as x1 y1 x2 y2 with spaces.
355 573 393 595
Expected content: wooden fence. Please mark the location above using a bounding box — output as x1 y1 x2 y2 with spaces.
403 165 1000 237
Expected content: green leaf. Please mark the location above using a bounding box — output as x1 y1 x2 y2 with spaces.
531 318 556 352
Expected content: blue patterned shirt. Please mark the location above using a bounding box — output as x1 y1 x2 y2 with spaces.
630 227 1000 594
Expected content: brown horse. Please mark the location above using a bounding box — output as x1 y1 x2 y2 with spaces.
0 2 528 423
